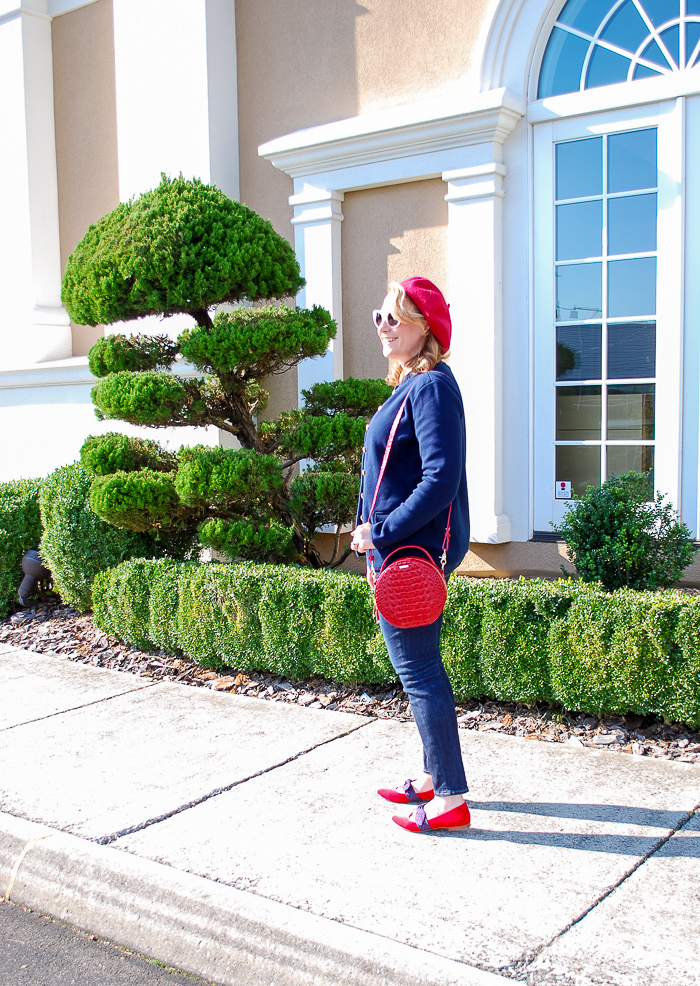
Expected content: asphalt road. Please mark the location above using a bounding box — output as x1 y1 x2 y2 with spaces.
0 900 218 986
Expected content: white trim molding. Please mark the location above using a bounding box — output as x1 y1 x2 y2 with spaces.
259 88 523 191
290 188 343 399
445 164 512 544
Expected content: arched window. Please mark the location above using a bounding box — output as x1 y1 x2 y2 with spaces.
539 0 700 97
531 0 700 537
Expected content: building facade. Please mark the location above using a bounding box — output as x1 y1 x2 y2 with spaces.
2 0 700 580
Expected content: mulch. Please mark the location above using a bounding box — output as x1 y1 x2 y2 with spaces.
2 595 699 764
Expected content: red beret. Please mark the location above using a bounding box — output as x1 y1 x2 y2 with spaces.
400 277 451 350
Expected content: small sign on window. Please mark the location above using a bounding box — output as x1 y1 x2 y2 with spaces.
555 481 572 499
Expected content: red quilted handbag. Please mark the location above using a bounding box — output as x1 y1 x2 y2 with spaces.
365 378 452 629
374 545 447 628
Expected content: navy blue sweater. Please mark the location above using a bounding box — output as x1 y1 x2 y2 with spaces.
356 362 470 576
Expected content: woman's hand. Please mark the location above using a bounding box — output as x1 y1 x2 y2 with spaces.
350 522 374 554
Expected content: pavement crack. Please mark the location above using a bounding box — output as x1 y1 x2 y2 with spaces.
503 804 699 982
93 718 373 845
0 683 160 733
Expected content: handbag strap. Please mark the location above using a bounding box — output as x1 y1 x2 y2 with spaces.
366 377 452 575
378 544 446 577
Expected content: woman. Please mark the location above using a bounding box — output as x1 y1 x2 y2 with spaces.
350 276 471 834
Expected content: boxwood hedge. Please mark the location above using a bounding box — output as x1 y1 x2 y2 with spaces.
0 478 44 618
92 561 700 728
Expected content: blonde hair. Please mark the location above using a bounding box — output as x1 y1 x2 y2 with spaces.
383 281 449 387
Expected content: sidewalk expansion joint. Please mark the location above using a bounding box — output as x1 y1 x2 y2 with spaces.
0 682 161 733
93 718 373 846
501 803 699 983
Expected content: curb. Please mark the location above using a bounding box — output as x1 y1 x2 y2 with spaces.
0 811 506 986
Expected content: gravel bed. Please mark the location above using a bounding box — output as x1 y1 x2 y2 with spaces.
2 596 699 764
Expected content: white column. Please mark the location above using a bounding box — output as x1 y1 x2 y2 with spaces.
0 2 71 367
444 163 512 544
111 0 239 339
289 186 344 404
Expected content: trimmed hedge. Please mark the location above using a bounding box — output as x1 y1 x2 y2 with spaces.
0 478 44 618
39 463 189 613
92 562 700 727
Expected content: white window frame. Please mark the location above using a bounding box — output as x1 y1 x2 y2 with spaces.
532 97 685 532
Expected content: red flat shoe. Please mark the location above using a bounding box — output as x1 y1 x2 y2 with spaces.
378 779 434 804
392 802 471 833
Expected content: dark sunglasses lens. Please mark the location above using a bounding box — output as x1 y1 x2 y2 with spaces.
387 313 399 327
373 310 382 327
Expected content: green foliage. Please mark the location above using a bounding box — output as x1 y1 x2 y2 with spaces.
89 470 183 532
80 433 176 476
175 446 284 511
91 372 202 427
93 563 700 728
179 305 334 376
271 412 367 461
61 174 304 325
289 467 360 534
88 334 178 378
0 478 44 618
38 463 169 612
301 377 392 417
554 471 696 590
199 518 297 564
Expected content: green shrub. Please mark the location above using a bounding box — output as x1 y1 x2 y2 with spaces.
0 478 44 618
39 462 188 612
61 174 304 325
80 433 176 476
554 471 697 590
91 562 700 727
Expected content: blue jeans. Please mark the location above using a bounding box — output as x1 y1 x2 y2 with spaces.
379 612 468 796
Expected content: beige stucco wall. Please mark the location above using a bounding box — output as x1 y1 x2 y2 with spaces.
52 0 119 357
235 0 490 237
341 179 449 382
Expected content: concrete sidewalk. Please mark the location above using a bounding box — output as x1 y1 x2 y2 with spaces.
1 642 699 986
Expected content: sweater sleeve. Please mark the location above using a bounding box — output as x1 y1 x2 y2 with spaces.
369 374 464 550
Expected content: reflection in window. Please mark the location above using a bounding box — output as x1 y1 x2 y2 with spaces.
557 386 602 440
538 0 700 97
557 325 602 380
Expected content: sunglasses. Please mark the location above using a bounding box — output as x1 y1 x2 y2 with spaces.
373 310 400 329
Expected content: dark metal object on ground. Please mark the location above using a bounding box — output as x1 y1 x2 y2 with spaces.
19 550 51 607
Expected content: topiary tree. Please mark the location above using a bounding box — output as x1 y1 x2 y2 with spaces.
553 471 697 590
62 175 390 568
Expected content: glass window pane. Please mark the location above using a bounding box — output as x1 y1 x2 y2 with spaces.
586 45 632 88
607 193 657 255
557 325 603 380
558 0 614 35
556 262 603 319
556 138 602 199
556 445 601 496
640 37 672 68
687 22 700 67
633 62 664 79
557 201 603 260
608 258 656 316
538 27 589 97
659 25 680 68
608 322 656 378
607 384 655 439
599 0 651 52
607 445 654 485
642 0 680 29
608 129 657 192
557 385 602 439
